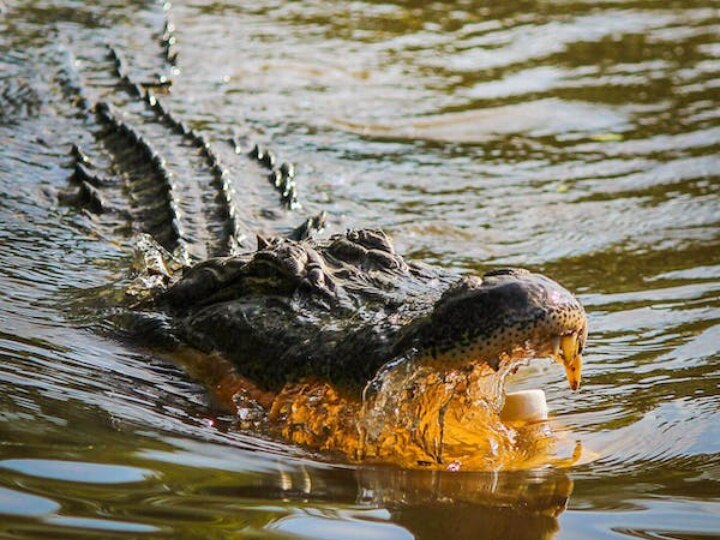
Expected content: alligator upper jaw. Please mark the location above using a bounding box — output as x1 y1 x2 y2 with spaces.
415 268 588 392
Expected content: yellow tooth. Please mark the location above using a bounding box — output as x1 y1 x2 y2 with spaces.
560 334 582 391
560 333 577 362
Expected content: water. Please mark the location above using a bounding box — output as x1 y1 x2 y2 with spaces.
1 0 719 538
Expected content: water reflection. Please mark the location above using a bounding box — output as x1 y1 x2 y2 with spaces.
265 467 572 540
150 438 573 540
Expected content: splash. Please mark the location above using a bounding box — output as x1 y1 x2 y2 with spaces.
174 347 580 470
267 354 580 470
357 356 513 466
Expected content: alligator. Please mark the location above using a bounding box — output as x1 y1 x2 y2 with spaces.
1 6 587 470
144 232 587 468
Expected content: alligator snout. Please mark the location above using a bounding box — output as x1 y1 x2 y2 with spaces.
417 268 588 390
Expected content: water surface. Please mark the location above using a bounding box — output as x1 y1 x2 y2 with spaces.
1 0 719 538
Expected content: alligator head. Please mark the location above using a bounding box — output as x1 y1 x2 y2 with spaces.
414 268 587 391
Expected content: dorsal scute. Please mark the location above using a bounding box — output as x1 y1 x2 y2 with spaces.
249 237 336 297
164 228 416 310
246 229 411 297
347 229 395 252
253 241 309 279
326 229 409 273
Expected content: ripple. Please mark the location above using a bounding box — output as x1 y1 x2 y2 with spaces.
0 487 60 517
267 511 413 540
336 98 631 143
43 515 159 533
0 459 156 484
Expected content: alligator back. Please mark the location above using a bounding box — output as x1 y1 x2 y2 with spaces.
160 229 453 390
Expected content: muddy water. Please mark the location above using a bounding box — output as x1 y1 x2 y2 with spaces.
1 0 719 538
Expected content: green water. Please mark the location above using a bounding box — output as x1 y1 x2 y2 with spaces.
1 0 719 538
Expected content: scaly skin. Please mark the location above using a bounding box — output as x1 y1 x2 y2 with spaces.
136 229 587 469
157 230 586 392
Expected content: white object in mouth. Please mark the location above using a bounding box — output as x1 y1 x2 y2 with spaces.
500 389 549 423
